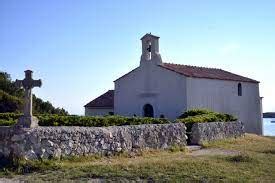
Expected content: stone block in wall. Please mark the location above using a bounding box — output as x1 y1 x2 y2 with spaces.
0 123 187 160
190 121 245 145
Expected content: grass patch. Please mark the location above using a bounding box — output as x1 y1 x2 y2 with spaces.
169 145 188 153
202 133 275 153
225 153 255 163
262 149 275 154
0 134 275 182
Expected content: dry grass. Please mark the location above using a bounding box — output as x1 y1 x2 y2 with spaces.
202 133 275 153
1 134 275 182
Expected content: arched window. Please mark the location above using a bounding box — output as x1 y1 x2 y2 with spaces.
143 104 154 117
238 83 242 96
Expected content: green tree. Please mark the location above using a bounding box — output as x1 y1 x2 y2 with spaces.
0 71 69 115
0 90 23 113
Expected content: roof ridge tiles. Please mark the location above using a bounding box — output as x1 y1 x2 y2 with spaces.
162 62 221 70
160 62 259 83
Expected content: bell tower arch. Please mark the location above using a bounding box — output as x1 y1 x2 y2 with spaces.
140 33 162 65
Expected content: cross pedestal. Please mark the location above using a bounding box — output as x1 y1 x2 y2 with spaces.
15 70 42 128
17 116 39 128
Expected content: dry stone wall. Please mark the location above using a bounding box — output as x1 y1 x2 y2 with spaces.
0 123 187 160
190 121 245 145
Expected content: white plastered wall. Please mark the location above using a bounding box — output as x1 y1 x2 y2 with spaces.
186 77 262 134
114 62 187 119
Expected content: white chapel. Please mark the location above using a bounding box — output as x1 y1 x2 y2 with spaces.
85 33 262 135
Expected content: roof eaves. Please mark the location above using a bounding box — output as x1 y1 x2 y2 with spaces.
84 90 114 108
140 33 160 40
218 69 260 83
85 106 114 109
187 76 260 83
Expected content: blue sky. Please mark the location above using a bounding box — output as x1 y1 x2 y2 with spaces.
1 0 274 114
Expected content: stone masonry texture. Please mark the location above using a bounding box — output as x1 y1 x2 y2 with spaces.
0 123 187 160
190 121 245 145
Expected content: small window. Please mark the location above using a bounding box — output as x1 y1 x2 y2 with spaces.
238 83 242 96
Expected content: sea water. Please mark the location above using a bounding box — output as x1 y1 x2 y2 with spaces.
263 118 275 136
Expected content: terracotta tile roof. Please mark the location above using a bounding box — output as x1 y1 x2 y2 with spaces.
159 63 259 83
89 63 258 108
84 90 114 108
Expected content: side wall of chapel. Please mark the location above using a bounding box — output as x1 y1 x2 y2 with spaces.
186 77 262 134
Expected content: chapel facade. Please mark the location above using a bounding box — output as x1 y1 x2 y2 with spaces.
85 33 263 135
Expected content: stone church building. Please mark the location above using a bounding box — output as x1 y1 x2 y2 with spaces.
85 33 262 134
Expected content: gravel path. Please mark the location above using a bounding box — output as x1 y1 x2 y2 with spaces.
190 148 240 156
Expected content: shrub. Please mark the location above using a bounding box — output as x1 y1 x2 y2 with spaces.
0 119 16 126
177 109 237 124
176 109 237 132
178 109 213 118
0 113 21 121
0 113 170 127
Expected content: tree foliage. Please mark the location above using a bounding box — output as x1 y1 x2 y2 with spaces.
0 71 68 115
0 90 23 113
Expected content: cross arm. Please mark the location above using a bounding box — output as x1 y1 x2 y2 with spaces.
32 79 42 88
14 79 23 88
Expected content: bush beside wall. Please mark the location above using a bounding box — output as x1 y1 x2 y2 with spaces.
0 113 170 127
177 109 237 123
177 109 237 132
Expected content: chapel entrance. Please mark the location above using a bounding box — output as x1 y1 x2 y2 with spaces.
143 104 154 117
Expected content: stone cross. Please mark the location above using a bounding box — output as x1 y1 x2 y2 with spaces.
15 70 42 128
